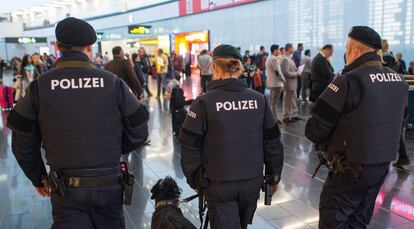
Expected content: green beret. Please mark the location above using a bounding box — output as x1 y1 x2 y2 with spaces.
213 44 242 61
348 26 381 49
55 17 97 46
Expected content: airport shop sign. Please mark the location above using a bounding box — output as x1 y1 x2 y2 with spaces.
128 25 151 34
5 37 47 44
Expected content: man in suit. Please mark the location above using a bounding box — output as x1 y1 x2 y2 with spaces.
105 46 143 98
280 43 301 122
292 43 304 98
310 44 334 102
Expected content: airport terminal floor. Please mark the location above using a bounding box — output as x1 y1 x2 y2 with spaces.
0 73 414 229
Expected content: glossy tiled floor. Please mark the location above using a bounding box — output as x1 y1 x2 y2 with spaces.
1 72 414 229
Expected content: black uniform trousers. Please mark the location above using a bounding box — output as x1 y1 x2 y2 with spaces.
50 168 124 229
205 176 262 229
319 163 389 229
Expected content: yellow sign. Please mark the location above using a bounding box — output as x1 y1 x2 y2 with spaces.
128 25 151 34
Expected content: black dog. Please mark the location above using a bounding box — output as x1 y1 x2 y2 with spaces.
150 176 196 229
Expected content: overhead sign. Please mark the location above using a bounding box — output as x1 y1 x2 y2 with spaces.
179 0 258 16
128 25 151 34
96 32 104 40
5 37 47 44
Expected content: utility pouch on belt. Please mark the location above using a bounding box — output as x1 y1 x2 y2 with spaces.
48 170 68 197
330 154 363 183
121 162 134 205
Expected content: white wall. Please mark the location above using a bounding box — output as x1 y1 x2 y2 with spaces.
0 22 24 37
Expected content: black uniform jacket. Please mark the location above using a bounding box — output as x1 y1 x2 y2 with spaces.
179 78 284 189
7 52 149 187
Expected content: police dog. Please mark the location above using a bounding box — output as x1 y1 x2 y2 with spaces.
150 176 196 229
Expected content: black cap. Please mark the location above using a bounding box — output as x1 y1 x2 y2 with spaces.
55 17 97 46
213 44 242 61
348 26 381 50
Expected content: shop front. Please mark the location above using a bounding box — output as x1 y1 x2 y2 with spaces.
173 30 209 67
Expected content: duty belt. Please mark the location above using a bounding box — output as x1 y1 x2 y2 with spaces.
65 175 120 188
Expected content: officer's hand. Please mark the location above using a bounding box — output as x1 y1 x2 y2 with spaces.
35 183 51 198
271 184 278 195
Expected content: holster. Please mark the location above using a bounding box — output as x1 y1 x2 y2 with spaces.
329 153 363 183
48 170 68 197
194 168 209 190
121 162 135 205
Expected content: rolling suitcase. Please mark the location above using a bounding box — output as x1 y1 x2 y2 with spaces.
0 86 14 111
171 109 187 136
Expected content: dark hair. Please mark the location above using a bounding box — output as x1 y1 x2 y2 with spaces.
131 53 138 62
298 43 304 48
270 44 279 53
279 47 285 51
174 72 181 81
304 49 311 56
200 49 208 55
245 50 250 54
322 44 333 50
285 43 293 50
112 46 122 55
20 55 31 76
237 47 241 50
260 46 265 51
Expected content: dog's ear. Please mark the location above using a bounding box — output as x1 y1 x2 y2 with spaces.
150 179 163 200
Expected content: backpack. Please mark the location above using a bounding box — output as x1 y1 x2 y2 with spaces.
170 85 185 110
253 71 262 88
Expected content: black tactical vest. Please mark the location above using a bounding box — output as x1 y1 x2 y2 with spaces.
36 58 123 169
328 65 408 164
201 79 267 181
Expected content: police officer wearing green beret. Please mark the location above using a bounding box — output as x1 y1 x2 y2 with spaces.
305 26 408 228
179 44 284 229
7 17 149 228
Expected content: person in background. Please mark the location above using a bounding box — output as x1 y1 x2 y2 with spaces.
0 56 5 80
103 51 110 66
408 61 414 75
184 51 192 78
292 43 304 99
32 53 47 77
137 48 152 97
310 44 334 102
11 57 22 76
243 50 251 63
237 47 241 54
20 55 37 92
131 53 147 95
266 44 285 124
105 46 143 99
381 39 398 71
279 47 286 57
94 53 103 69
255 46 268 94
198 49 213 94
281 43 301 123
241 56 255 88
395 52 407 74
300 49 312 102
172 50 183 76
42 53 53 70
155 48 169 98
165 72 181 100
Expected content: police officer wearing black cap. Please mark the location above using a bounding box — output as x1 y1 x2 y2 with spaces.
7 17 149 228
179 44 284 229
305 26 408 228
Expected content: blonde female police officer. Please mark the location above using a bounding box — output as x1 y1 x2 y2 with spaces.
179 44 284 229
305 26 408 228
7 17 149 228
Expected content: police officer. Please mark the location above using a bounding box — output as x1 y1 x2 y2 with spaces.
179 44 284 229
305 26 408 228
7 17 149 228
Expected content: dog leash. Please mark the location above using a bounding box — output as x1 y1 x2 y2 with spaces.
179 193 209 229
